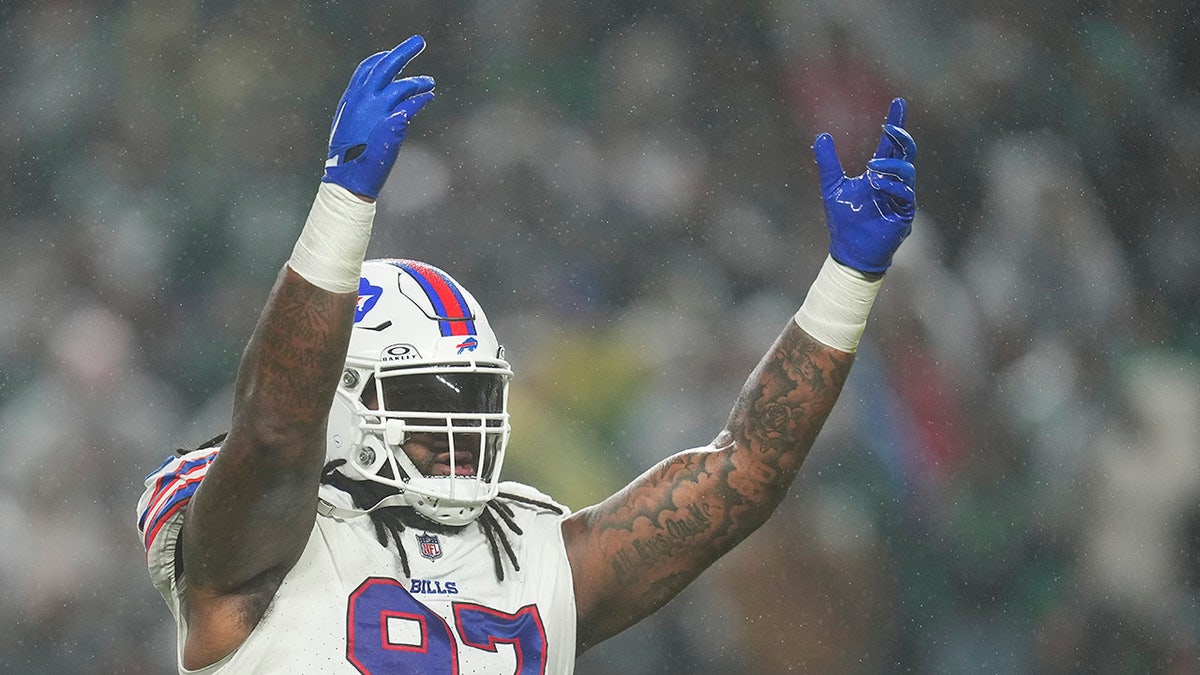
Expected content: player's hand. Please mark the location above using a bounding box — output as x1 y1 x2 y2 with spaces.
811 98 917 274
322 35 436 200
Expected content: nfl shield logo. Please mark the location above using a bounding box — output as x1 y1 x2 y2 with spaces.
416 533 443 561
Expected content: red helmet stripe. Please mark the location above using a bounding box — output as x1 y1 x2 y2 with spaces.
395 261 477 337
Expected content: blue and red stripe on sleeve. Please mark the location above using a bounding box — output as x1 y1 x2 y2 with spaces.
137 448 218 551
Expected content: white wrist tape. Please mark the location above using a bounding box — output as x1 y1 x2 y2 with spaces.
287 182 377 293
793 255 883 353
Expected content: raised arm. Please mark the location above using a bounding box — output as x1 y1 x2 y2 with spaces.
175 37 434 667
564 99 917 651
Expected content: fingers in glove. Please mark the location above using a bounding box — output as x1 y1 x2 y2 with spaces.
812 133 847 195
884 98 906 127
384 75 436 109
389 91 435 125
369 35 427 90
349 51 389 88
866 158 915 186
881 124 916 162
867 174 916 209
873 98 909 159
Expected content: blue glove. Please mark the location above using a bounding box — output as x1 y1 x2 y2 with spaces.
322 36 436 199
812 98 917 274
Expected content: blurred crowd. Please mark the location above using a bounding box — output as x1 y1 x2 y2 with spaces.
2 0 1198 672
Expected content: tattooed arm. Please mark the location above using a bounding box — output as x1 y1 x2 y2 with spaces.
172 39 434 669
563 98 916 652
177 268 358 666
563 321 853 651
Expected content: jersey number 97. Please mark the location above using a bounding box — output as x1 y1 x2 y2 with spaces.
347 577 549 674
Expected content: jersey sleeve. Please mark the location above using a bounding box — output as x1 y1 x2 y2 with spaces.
135 447 219 600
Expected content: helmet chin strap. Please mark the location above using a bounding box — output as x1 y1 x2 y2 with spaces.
320 449 488 525
317 493 410 520
318 489 485 527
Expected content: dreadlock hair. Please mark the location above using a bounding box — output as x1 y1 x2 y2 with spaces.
176 432 228 456
319 459 564 582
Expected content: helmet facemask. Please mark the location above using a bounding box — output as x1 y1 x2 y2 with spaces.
324 259 512 527
334 359 512 526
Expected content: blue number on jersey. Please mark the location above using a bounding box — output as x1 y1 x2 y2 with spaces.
346 577 548 674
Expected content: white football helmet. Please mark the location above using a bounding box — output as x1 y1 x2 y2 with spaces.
324 259 512 526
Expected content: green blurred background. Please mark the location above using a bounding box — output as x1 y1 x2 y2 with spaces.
2 1 1199 672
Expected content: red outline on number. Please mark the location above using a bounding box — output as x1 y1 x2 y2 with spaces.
379 610 428 653
452 602 548 675
346 577 461 674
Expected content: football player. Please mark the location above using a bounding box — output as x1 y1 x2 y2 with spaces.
138 35 916 673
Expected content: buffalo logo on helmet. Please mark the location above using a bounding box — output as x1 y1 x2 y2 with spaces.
455 337 478 354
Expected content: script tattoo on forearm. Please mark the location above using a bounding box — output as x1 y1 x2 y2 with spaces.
601 324 853 597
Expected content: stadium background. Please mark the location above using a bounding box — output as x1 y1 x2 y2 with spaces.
2 1 1198 672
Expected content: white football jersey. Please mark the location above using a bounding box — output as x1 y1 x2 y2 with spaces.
137 448 577 674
